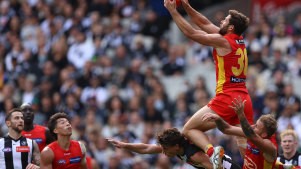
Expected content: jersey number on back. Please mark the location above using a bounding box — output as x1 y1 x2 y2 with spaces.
232 48 248 76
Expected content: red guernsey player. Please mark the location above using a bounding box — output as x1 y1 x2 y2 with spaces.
40 112 87 169
20 103 54 152
164 0 253 168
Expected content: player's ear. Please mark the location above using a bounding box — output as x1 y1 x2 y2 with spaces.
229 25 234 31
53 128 58 134
6 121 11 127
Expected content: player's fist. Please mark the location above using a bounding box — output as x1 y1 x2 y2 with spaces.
174 0 181 7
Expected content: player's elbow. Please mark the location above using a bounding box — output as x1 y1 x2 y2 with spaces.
183 29 197 39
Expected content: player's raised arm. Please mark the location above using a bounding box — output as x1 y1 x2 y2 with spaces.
107 138 162 154
164 0 229 49
231 96 278 162
180 0 219 33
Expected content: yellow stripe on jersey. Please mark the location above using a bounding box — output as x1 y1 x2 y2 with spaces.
216 55 226 94
264 159 273 169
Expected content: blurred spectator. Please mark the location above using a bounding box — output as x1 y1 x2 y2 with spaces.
161 44 185 76
67 26 95 70
80 73 109 109
288 48 301 77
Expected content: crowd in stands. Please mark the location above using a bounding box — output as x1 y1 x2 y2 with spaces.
0 0 301 168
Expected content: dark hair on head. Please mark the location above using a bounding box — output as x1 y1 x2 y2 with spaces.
5 108 22 121
228 10 249 35
48 112 69 139
259 114 278 138
157 128 185 147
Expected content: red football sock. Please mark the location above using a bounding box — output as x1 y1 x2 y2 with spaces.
205 144 214 157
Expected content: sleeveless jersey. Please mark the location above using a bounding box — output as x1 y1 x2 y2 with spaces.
0 135 34 169
22 125 47 152
213 33 248 94
177 139 205 169
48 140 84 169
177 139 239 169
243 138 277 169
277 152 301 167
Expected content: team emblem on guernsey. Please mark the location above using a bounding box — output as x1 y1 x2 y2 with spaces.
2 147 12 152
33 138 43 144
21 140 27 146
58 159 66 164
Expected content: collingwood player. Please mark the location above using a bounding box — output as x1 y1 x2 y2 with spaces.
277 129 301 168
0 108 40 169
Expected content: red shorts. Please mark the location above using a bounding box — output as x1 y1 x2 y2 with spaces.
207 92 254 126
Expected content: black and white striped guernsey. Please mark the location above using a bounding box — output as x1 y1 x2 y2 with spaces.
0 135 34 169
277 152 301 167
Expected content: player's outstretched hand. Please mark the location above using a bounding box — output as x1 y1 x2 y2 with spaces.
229 96 246 116
107 138 126 149
202 113 220 122
26 163 40 169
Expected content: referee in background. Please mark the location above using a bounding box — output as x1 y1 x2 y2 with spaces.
0 108 40 169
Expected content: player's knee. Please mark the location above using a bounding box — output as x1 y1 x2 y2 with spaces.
182 126 189 137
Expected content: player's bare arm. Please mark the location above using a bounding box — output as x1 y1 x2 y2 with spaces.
107 138 162 154
202 113 245 137
180 0 219 33
32 141 41 166
231 97 277 161
79 141 88 169
164 0 230 53
40 147 54 169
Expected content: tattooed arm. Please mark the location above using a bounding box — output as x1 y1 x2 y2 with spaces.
230 96 277 161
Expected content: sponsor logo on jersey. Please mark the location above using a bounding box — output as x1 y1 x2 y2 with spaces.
247 144 259 155
33 138 43 144
70 156 81 164
2 147 12 152
235 39 245 44
244 156 257 169
23 133 32 137
64 153 71 156
230 76 246 83
16 146 30 152
58 159 66 164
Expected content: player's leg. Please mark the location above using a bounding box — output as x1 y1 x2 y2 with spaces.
182 105 224 169
182 105 216 151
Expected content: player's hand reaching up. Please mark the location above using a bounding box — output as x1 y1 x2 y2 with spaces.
229 96 246 116
202 113 221 122
164 0 177 12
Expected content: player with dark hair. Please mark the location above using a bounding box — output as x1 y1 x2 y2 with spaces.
40 112 87 169
164 0 253 168
108 128 241 169
0 108 40 169
20 103 54 152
